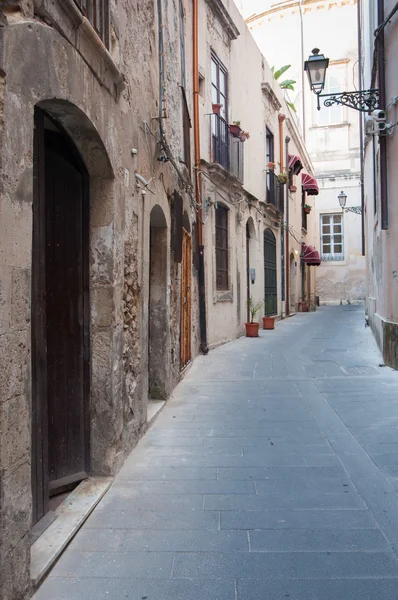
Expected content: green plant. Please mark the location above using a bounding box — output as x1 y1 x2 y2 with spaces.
264 297 275 317
304 204 312 210
277 172 289 184
232 120 241 127
247 297 263 323
271 65 297 112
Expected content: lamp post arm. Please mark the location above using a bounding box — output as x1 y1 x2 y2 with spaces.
318 89 379 112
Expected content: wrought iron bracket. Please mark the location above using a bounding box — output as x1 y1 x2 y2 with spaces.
317 89 379 112
344 206 363 215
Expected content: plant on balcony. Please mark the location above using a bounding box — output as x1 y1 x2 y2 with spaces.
239 130 250 142
266 161 277 171
277 172 289 184
230 121 242 138
245 297 263 337
304 204 312 214
212 103 222 115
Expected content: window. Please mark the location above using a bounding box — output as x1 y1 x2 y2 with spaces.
75 0 110 48
301 190 308 231
215 205 229 290
316 75 342 126
320 214 344 260
266 128 275 202
211 53 228 120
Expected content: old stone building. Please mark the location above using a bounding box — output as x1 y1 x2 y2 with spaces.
0 0 316 598
200 0 318 349
0 1 200 598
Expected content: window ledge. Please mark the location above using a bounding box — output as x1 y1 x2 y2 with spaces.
34 0 124 97
205 0 240 40
310 122 351 130
213 290 233 303
203 160 243 192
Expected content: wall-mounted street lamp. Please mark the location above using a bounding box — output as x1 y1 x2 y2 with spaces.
338 190 362 215
304 48 379 113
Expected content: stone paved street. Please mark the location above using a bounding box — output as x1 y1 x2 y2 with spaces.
34 306 398 600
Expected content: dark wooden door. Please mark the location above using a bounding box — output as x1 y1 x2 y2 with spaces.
180 228 192 368
264 229 277 316
32 111 90 523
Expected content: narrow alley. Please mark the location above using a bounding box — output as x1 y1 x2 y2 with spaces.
34 306 398 600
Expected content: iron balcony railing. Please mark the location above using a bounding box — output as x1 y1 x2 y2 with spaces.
212 114 244 182
266 171 284 213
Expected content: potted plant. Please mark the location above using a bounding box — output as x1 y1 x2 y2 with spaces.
289 184 297 193
277 172 289 185
263 297 276 330
304 204 312 214
298 299 309 312
266 161 277 170
239 130 250 142
230 121 242 138
212 103 222 115
246 298 263 337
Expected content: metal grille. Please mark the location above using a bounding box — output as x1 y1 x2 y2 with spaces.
215 205 228 290
74 0 110 48
341 366 379 376
264 229 277 315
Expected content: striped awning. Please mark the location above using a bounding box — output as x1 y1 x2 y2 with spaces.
288 154 303 175
301 173 319 196
301 244 321 266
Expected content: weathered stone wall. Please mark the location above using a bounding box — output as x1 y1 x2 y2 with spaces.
0 1 200 598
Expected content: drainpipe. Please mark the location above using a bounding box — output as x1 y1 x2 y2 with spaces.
278 114 287 316
377 0 388 230
357 0 365 255
285 135 290 317
193 0 208 353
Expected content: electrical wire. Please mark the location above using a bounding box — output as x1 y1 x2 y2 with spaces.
374 1 398 41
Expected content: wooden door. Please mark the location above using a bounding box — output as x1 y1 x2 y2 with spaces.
32 111 90 523
180 228 192 368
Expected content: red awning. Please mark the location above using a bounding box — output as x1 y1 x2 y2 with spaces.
288 153 303 175
301 173 319 195
301 244 321 266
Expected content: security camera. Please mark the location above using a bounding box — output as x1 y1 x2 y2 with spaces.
371 109 386 121
376 121 387 132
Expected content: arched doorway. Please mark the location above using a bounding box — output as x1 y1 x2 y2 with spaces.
289 252 296 311
264 229 277 315
32 108 90 523
149 205 168 399
246 217 256 321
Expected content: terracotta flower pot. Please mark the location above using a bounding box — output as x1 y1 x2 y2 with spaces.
262 316 275 330
240 134 248 142
212 103 222 115
245 322 259 337
298 301 309 312
304 207 311 214
290 185 297 192
230 124 242 138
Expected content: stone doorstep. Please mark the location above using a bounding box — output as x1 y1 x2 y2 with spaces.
147 399 166 426
30 477 112 586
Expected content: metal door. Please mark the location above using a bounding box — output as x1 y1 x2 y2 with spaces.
264 229 277 315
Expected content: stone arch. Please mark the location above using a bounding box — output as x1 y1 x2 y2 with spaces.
148 204 169 399
37 99 114 179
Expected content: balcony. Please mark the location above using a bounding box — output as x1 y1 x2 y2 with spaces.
212 114 244 182
266 171 284 213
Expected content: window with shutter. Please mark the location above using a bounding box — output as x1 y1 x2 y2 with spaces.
215 205 229 290
74 0 110 48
